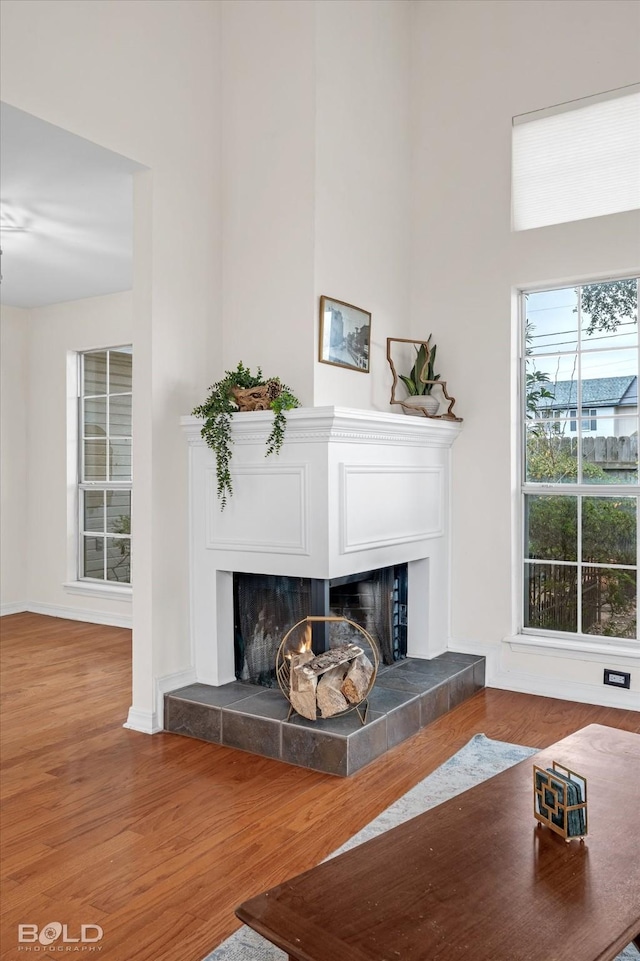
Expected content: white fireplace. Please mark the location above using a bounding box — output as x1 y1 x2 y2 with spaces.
181 407 462 686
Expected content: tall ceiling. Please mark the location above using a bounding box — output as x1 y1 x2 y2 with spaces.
0 103 145 310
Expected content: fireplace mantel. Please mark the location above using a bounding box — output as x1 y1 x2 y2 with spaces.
182 405 462 449
181 407 462 686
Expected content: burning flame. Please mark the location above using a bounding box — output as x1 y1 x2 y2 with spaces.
286 624 313 659
299 625 313 653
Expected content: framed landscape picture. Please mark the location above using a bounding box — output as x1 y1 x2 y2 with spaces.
319 296 371 373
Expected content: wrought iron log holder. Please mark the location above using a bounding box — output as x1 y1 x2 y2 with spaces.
276 616 379 725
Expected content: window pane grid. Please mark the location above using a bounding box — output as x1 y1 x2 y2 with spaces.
79 489 131 584
78 347 132 585
521 280 638 641
80 398 132 483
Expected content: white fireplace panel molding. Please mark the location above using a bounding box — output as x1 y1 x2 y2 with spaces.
182 407 462 686
340 465 443 554
207 464 309 554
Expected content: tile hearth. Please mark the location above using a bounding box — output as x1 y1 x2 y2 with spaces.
164 652 485 776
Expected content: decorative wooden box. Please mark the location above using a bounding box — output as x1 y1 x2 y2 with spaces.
533 762 588 841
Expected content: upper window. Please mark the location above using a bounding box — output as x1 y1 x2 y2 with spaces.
512 84 640 230
521 278 638 640
79 347 132 585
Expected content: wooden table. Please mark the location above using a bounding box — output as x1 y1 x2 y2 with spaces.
236 724 640 961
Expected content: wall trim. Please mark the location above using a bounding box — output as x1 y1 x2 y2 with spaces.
182 407 463 450
123 670 197 735
155 668 198 730
21 601 132 629
207 464 309 554
448 639 500 677
488 663 640 711
63 580 132 603
505 632 639 663
339 464 443 553
0 602 28 616
449 638 640 710
123 706 161 735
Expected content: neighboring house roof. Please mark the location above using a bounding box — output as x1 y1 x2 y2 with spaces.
542 375 638 410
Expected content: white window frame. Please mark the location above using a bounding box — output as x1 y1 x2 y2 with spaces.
516 276 639 656
67 346 133 597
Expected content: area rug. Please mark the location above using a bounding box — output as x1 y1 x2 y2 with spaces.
202 733 640 961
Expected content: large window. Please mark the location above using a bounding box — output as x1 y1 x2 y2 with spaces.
521 279 638 641
79 347 132 585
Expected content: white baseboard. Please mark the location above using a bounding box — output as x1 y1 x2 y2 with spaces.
157 668 198 697
155 668 198 730
488 665 640 710
448 638 640 710
0 602 28 616
124 671 198 735
447 639 500 675
9 601 132 629
123 706 162 735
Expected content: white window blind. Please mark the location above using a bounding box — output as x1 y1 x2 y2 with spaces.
512 85 640 231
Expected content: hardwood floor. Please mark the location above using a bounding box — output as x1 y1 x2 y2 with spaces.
1 613 638 961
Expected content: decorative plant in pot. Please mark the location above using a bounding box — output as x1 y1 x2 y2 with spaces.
399 337 440 415
192 362 300 509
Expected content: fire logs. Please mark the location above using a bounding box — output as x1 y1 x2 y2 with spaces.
296 643 363 679
317 664 350 718
342 653 374 704
288 650 317 721
289 644 375 719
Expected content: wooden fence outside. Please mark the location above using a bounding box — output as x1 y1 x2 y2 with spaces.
550 434 639 472
526 563 636 636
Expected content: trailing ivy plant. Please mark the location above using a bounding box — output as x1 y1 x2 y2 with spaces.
192 362 300 509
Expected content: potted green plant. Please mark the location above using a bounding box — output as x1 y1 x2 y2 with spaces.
192 362 300 508
399 337 440 415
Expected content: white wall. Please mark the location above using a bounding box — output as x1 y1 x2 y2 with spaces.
220 0 316 401
24 293 133 622
0 305 29 612
411 0 640 702
313 0 412 411
1 0 222 731
219 0 412 412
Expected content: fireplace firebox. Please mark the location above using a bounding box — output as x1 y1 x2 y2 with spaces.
233 564 407 687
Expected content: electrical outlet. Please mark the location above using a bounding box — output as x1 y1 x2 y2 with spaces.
603 669 631 689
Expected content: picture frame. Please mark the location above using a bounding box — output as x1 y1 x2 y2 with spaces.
319 296 371 373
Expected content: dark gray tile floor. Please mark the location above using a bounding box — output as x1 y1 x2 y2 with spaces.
164 652 485 776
